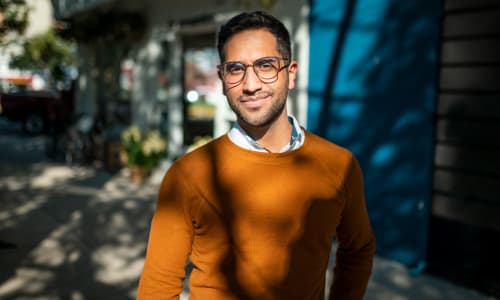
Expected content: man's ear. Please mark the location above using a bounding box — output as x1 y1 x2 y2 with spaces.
287 60 298 90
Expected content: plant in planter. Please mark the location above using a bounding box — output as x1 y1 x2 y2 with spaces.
121 126 167 182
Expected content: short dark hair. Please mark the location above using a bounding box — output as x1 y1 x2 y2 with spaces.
217 11 291 63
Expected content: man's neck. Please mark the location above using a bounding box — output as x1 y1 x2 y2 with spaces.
238 114 293 153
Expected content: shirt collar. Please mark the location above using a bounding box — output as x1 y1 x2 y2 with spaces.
227 115 305 153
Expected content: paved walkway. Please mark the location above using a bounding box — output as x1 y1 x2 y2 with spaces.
0 126 496 299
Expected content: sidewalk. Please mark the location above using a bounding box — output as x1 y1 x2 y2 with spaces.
0 133 496 299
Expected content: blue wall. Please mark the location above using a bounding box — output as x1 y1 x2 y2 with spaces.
308 0 441 269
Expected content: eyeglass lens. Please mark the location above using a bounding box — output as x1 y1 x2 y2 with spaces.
221 57 287 84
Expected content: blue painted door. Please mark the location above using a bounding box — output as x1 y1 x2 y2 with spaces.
308 0 441 269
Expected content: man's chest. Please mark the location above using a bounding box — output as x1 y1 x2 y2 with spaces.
194 164 345 245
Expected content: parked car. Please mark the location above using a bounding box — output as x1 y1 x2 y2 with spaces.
0 84 75 134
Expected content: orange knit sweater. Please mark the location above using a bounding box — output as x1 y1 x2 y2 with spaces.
137 131 375 300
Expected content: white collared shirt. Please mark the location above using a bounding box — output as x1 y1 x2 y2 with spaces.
227 115 305 153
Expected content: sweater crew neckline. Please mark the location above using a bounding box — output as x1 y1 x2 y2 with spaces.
219 132 311 165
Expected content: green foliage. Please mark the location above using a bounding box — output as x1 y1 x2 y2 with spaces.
0 0 29 45
9 28 75 81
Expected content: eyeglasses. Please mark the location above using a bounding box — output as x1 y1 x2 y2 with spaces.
217 56 290 84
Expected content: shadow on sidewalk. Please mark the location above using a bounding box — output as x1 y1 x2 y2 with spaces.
0 158 160 299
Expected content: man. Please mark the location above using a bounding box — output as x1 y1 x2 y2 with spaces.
138 11 375 300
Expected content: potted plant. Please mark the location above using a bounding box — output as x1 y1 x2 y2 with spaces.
120 126 167 183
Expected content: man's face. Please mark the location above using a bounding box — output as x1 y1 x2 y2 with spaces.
220 29 297 128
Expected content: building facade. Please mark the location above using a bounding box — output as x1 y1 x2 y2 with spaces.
51 0 309 158
51 0 500 297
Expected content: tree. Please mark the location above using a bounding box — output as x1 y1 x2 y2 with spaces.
0 0 29 46
9 28 75 83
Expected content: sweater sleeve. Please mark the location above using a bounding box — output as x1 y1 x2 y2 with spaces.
137 162 195 300
328 154 375 300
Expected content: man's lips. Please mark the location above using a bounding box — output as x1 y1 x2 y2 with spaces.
240 94 270 108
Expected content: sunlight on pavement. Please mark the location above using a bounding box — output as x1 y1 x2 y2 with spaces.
100 168 161 202
63 184 103 197
31 166 95 189
0 268 54 296
0 166 155 299
0 195 46 228
93 245 145 284
180 291 189 300
14 196 46 216
365 258 496 300
388 266 411 288
0 176 29 191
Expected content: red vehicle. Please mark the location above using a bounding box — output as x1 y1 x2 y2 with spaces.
0 83 75 134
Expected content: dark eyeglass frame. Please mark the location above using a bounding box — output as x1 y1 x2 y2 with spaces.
217 56 290 85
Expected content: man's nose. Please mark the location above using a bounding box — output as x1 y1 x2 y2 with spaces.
242 67 262 93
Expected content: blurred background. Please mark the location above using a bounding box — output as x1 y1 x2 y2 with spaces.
0 0 499 299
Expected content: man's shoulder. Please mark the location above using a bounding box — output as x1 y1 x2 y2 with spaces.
303 130 360 181
160 136 227 192
172 135 227 171
304 130 353 161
